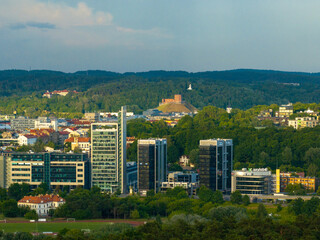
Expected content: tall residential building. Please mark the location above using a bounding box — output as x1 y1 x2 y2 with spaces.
0 152 90 189
91 106 127 193
199 139 233 192
138 138 167 195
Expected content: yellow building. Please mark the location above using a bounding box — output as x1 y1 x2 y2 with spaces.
280 176 318 192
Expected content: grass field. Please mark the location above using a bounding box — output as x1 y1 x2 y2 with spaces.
0 222 132 233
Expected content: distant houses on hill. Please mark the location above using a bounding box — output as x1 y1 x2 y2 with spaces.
43 90 78 98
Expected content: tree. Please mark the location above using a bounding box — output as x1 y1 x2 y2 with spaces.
258 152 269 167
230 191 242 205
0 187 7 201
130 209 140 219
8 183 30 201
307 163 318 177
127 140 137 162
290 198 304 215
282 147 292 165
46 141 55 149
242 195 250 206
276 204 282 213
13 232 33 240
212 191 224 204
285 184 306 195
197 186 213 202
24 210 38 220
304 148 320 166
2 199 20 217
256 203 267 218
189 149 199 168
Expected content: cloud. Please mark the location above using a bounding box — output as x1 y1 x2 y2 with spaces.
0 1 113 28
0 0 171 47
10 22 56 30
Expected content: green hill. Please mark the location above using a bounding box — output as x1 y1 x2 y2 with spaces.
1 69 320 115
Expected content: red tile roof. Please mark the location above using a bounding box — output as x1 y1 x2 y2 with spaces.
18 194 65 204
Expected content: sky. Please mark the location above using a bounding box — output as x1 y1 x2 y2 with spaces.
1 0 320 73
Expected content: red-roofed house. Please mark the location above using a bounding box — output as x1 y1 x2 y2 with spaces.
65 137 90 152
18 194 65 216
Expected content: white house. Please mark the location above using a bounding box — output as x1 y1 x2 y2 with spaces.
18 135 38 146
18 194 65 216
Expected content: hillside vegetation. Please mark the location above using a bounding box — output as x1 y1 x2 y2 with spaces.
1 69 320 115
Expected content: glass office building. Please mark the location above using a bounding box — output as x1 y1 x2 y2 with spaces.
138 138 167 195
2 152 89 189
199 139 233 193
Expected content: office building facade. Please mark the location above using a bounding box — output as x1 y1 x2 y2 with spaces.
1 152 90 189
161 171 199 196
138 138 167 195
231 168 272 195
91 106 127 193
199 139 233 192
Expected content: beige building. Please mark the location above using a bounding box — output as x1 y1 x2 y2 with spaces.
65 137 90 152
18 194 65 216
278 103 294 117
84 112 100 122
288 117 319 129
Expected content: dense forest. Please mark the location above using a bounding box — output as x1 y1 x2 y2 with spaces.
2 69 320 115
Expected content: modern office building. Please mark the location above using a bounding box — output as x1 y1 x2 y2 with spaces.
0 152 90 189
231 168 273 195
91 106 127 193
161 171 199 196
138 138 167 195
199 139 233 192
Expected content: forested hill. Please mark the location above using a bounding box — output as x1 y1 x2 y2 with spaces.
1 69 320 114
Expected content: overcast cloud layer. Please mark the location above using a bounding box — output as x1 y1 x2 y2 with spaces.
1 0 320 72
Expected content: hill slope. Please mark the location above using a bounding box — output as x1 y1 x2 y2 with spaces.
1 69 320 114
158 102 197 113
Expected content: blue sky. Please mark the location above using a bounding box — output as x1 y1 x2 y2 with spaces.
1 0 320 73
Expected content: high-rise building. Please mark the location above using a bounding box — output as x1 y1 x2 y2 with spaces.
138 138 167 195
199 139 233 192
91 106 127 193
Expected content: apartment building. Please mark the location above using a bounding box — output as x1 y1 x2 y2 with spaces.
288 117 319 129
